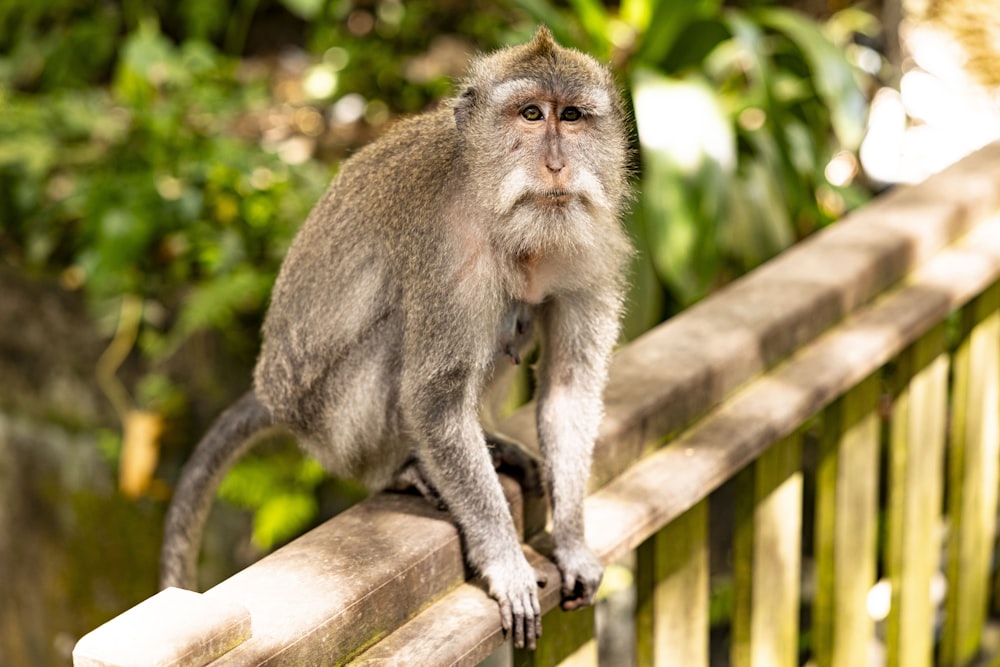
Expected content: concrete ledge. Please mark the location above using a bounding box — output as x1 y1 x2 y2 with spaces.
72 588 250 667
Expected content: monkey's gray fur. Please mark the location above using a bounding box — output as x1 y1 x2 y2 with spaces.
160 26 632 650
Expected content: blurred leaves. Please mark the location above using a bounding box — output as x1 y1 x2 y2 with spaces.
0 0 879 559
633 69 733 301
1 18 328 363
0 10 334 542
218 452 327 549
517 0 875 307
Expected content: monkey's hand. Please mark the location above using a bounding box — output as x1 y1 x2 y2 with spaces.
482 555 545 650
553 540 604 611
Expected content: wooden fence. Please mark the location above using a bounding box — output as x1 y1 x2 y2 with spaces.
75 142 1000 667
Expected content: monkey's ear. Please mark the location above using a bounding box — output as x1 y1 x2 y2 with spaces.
453 87 476 133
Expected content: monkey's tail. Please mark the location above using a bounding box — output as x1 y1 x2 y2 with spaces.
160 389 274 591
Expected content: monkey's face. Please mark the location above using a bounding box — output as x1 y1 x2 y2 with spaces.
454 28 630 255
494 87 617 213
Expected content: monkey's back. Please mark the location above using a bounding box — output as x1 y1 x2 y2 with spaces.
253 108 464 440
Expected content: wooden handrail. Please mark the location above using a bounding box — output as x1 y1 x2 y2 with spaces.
74 142 1000 667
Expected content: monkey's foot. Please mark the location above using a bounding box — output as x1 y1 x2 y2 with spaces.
389 459 447 511
484 432 543 497
552 541 603 611
482 556 545 650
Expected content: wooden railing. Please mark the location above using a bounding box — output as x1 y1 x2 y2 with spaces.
74 142 1000 667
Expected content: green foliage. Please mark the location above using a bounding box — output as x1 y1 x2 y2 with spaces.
0 1 122 90
303 1 521 115
218 450 332 549
1 18 329 367
515 0 875 308
0 0 879 566
0 10 332 543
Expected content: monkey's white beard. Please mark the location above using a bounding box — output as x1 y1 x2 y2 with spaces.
496 166 610 217
495 167 611 256
497 168 532 215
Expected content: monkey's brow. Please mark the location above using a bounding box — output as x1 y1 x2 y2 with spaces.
490 78 612 115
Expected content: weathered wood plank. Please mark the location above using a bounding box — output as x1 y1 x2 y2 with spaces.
585 212 1000 566
885 324 949 667
942 283 1000 667
501 142 1000 492
73 588 250 667
731 436 802 667
635 500 708 667
349 547 561 667
354 209 1000 667
813 375 881 667
205 492 467 666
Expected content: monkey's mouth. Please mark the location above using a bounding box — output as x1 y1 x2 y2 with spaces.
537 189 572 206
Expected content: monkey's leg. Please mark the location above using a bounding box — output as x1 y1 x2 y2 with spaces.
405 371 544 650
160 390 273 590
535 296 615 611
392 437 540 507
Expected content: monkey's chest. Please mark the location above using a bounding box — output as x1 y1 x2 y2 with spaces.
514 251 560 304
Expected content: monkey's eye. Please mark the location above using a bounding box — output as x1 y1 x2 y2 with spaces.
560 107 582 122
521 105 544 121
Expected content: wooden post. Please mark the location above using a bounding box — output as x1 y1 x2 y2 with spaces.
635 500 709 667
732 435 803 667
885 323 948 667
813 374 881 667
942 284 1000 667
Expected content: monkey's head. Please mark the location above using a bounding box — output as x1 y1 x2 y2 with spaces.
453 26 631 255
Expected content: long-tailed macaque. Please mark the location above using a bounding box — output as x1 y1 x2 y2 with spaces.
160 26 632 650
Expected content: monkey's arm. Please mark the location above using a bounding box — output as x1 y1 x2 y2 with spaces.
535 290 621 610
400 309 543 649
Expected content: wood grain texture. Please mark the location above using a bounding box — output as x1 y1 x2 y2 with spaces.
885 325 948 667
813 375 880 667
635 500 708 667
731 436 802 667
357 207 1000 666
942 284 1000 667
73 588 250 667
75 143 1000 667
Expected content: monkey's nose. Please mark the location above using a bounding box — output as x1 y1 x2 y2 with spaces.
545 141 565 174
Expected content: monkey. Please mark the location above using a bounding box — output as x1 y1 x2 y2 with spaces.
160 26 632 651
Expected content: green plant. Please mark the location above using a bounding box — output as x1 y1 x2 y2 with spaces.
513 0 875 309
0 0 879 579
1 19 330 388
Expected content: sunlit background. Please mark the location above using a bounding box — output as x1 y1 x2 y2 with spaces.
2 0 1000 665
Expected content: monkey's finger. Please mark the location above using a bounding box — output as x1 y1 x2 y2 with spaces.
512 603 525 649
532 590 542 641
511 588 541 650
525 618 537 651
560 577 579 602
498 598 513 637
519 598 538 651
